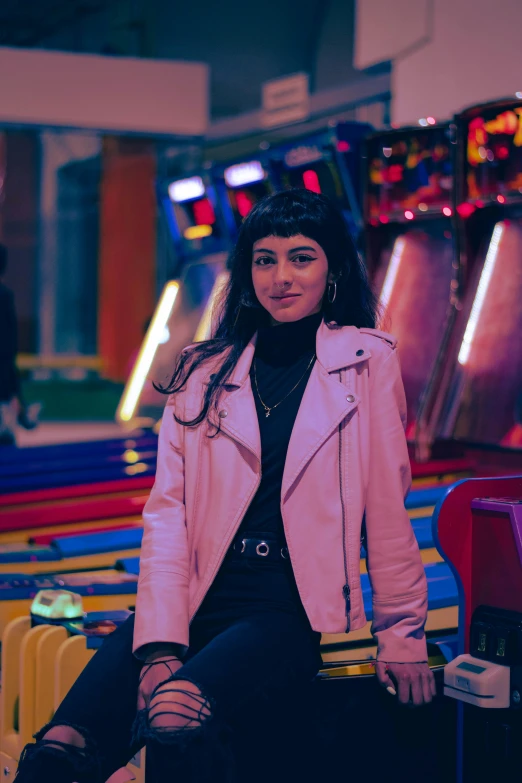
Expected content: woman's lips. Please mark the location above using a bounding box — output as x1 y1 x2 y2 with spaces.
270 294 300 302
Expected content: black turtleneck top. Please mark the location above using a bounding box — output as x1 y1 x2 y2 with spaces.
236 311 321 541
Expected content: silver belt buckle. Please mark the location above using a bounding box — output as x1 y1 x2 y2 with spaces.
256 541 269 557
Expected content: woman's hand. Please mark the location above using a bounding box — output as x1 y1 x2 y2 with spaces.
137 654 184 712
375 661 437 706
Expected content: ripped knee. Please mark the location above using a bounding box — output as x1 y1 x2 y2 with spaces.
41 723 87 750
148 678 212 734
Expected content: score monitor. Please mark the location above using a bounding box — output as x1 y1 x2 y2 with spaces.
365 125 453 223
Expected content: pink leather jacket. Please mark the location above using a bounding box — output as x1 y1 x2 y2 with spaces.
133 320 429 663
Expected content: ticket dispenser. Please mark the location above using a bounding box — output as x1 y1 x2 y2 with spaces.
434 478 522 782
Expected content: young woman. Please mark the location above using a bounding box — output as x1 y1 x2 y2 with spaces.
15 189 435 783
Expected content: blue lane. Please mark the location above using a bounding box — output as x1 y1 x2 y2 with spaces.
0 528 144 565
116 557 140 575
1 450 158 480
54 528 144 558
0 434 158 466
406 486 451 509
0 571 138 600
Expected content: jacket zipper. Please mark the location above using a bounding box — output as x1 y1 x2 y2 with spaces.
338 374 351 632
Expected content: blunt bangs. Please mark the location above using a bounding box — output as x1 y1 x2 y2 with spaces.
241 190 343 262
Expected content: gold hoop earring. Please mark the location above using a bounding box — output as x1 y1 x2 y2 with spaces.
327 281 337 304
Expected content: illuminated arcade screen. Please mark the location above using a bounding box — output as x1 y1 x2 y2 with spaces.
222 160 272 228
271 140 349 209
167 176 222 244
463 102 522 202
366 127 453 221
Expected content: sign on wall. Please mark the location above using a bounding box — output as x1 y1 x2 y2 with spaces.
261 72 310 129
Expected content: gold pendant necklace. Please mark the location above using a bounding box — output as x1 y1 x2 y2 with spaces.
253 354 316 417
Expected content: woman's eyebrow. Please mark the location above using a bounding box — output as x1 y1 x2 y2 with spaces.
253 245 317 254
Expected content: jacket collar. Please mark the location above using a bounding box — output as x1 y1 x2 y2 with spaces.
226 319 371 388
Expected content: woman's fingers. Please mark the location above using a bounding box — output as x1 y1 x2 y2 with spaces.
136 658 184 712
422 670 435 704
377 662 436 706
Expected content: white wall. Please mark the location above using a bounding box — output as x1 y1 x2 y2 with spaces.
0 47 208 136
356 0 522 125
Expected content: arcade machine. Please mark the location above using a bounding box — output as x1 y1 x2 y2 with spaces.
434 475 522 781
211 156 274 240
417 98 522 472
117 172 230 426
363 123 456 442
268 122 372 240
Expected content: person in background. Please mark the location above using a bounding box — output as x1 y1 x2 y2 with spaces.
0 244 39 445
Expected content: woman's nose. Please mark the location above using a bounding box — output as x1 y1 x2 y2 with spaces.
273 264 292 287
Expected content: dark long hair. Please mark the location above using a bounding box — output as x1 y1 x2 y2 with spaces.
159 189 380 428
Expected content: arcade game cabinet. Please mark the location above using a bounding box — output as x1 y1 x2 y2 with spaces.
117 172 229 426
268 122 372 240
417 98 522 472
363 124 456 442
211 156 274 240
434 476 522 781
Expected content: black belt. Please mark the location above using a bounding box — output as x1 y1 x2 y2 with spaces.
230 536 289 562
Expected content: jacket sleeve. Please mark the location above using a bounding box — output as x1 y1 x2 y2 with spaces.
132 394 190 655
364 347 428 663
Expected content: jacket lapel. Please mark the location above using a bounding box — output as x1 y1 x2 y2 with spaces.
214 337 261 462
281 364 359 500
281 321 370 500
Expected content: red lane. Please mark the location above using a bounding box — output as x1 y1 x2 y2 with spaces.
410 458 476 479
0 476 154 508
0 495 148 533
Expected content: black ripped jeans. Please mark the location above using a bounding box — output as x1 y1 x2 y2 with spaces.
16 543 322 783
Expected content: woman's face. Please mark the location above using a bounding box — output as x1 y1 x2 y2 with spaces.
251 234 332 324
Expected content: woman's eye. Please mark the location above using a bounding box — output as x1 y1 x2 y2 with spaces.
254 256 274 266
292 255 314 264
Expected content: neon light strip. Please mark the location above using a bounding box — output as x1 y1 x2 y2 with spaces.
117 280 180 423
458 222 505 366
379 237 405 311
194 272 230 342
